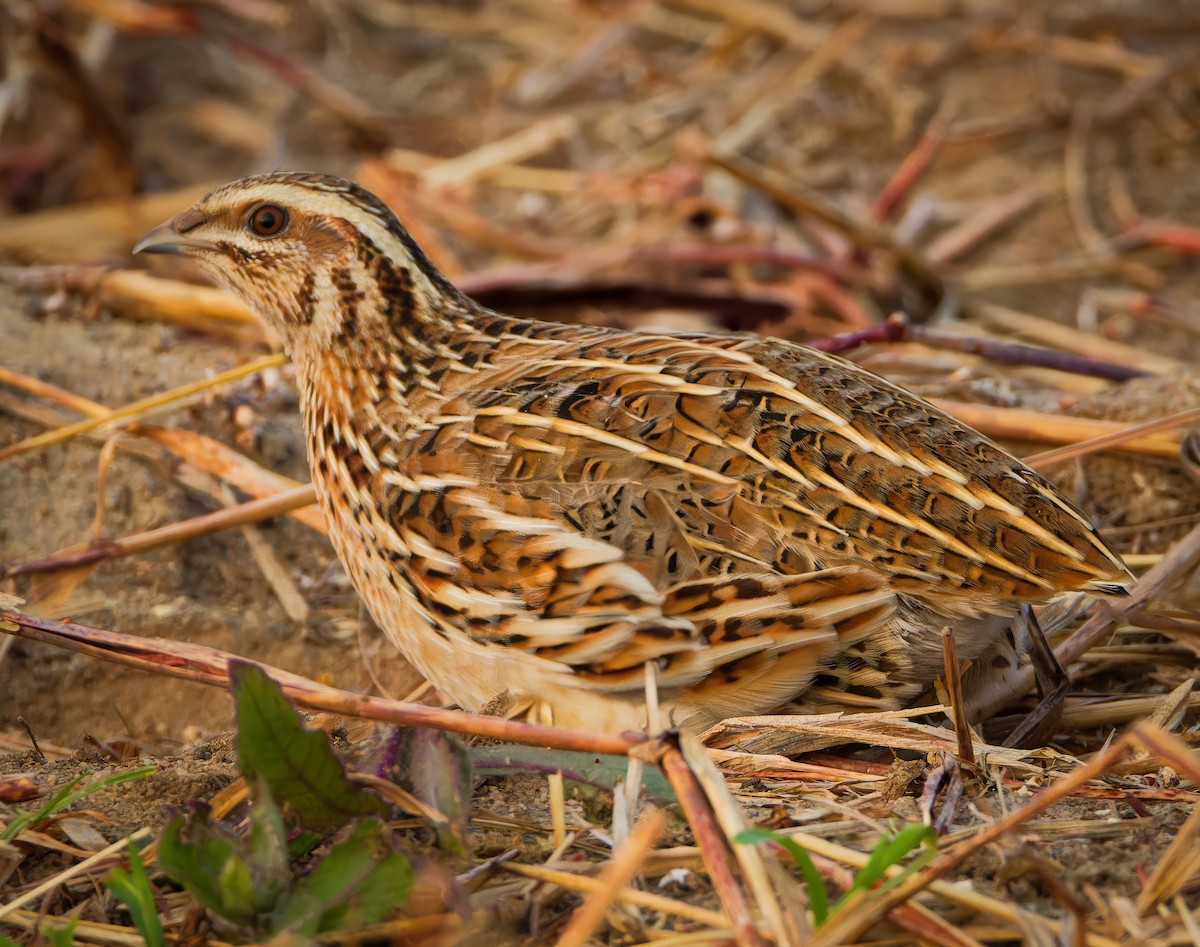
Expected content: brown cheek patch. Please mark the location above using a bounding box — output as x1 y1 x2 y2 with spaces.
303 216 355 258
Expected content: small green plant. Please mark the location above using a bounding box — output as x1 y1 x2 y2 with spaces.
737 822 936 926
1 766 155 842
105 841 166 947
41 921 79 947
154 662 414 939
0 921 77 947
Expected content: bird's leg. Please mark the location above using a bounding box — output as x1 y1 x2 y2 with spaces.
1001 604 1071 748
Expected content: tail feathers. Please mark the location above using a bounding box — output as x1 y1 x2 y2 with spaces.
663 567 896 722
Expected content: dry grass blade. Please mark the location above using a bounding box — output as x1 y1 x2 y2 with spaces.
1175 894 1200 947
0 353 285 462
959 254 1141 292
351 772 452 836
926 184 1046 264
1138 678 1193 732
1023 405 1200 468
1019 32 1162 78
136 426 324 531
1064 105 1107 255
219 483 310 624
655 737 770 947
0 909 150 946
3 484 316 580
0 828 151 923
929 399 1183 459
704 708 1048 770
1058 691 1200 731
1127 721 1200 783
553 808 666 947
667 0 829 47
548 770 566 850
502 862 727 930
0 364 109 417
383 146 581 194
681 733 807 944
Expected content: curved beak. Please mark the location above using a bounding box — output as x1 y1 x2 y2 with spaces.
133 209 213 255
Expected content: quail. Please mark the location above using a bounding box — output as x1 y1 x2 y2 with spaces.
135 173 1132 733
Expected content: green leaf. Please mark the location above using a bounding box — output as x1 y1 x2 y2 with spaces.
104 841 165 947
1 766 156 841
231 662 386 833
0 934 22 947
736 827 828 925
390 728 472 854
270 819 414 936
287 830 322 860
472 745 675 803
157 810 261 927
839 823 936 907
243 781 291 898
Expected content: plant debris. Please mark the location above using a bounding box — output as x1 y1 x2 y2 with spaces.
3 2 1200 944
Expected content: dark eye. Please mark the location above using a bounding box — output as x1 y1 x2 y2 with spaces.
248 204 288 237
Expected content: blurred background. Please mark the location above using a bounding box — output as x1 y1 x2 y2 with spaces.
2 0 1199 749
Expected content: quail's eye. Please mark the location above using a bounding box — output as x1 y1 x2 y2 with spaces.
248 204 288 237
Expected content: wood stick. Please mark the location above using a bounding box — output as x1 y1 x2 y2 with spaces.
967 302 1182 374
0 607 641 755
929 400 1182 459
656 737 770 947
2 485 316 579
553 809 667 947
